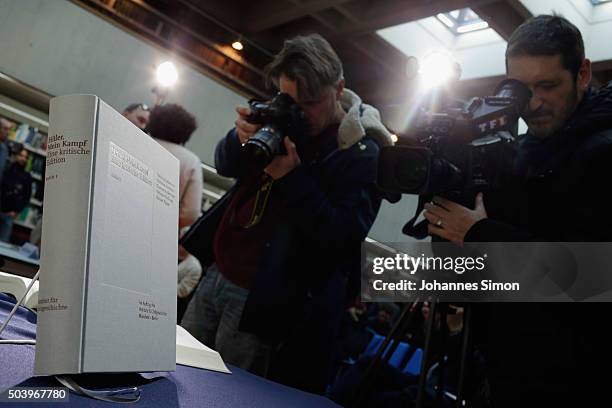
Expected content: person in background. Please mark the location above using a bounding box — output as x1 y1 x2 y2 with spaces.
366 302 400 336
424 15 612 406
181 34 398 394
122 103 150 131
0 148 32 241
147 104 202 324
0 118 15 188
146 103 202 229
177 237 203 322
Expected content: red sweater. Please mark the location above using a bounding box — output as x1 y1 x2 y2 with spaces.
213 174 280 289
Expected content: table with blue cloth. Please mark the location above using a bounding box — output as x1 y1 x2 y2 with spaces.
0 293 340 407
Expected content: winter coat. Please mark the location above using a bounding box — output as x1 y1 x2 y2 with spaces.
466 83 612 407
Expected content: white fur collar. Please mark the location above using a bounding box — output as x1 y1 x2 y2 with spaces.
337 89 394 150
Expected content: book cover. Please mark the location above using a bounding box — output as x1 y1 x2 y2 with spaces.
34 95 179 375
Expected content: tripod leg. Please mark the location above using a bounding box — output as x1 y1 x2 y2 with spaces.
456 304 471 408
436 304 449 405
417 300 437 408
348 301 418 408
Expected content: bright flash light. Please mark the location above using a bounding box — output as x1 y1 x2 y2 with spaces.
390 134 399 143
156 61 178 87
419 51 455 90
232 41 244 51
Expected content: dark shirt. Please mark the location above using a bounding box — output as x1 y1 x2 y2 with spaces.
0 141 9 189
1 162 32 213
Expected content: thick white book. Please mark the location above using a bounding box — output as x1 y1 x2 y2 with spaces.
176 325 231 374
34 95 179 375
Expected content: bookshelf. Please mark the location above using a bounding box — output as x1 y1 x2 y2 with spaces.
0 100 48 242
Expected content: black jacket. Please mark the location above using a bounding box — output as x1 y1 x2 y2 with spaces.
1 162 32 213
185 126 396 308
182 126 396 393
465 84 612 407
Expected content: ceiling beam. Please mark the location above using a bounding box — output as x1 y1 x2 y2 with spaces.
471 0 531 40
330 0 497 39
592 60 612 87
245 0 354 33
177 0 246 30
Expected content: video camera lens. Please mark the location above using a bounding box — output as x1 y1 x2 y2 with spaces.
393 149 429 193
378 145 464 195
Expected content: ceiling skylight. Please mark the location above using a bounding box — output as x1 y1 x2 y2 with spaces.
436 8 489 35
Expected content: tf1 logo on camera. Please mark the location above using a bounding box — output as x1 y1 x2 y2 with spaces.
478 115 508 133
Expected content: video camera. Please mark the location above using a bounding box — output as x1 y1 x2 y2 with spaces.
242 92 309 171
377 79 531 197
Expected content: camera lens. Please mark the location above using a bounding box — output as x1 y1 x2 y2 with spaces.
243 125 283 170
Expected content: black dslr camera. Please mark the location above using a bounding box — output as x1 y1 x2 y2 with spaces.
242 93 308 171
378 79 531 197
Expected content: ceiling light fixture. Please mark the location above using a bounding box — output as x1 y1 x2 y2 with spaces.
155 61 178 87
232 40 244 51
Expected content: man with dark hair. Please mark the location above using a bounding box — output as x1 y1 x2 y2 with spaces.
181 34 397 393
122 103 150 130
424 15 612 406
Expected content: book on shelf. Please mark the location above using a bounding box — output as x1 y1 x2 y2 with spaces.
13 123 30 143
8 138 47 158
2 119 47 155
34 94 180 375
30 155 46 174
16 206 39 226
28 133 48 151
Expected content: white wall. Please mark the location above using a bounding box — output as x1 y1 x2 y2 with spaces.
377 17 507 80
0 0 246 165
0 0 424 243
520 0 612 63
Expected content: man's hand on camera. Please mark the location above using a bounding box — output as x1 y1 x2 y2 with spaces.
264 137 301 180
235 105 260 144
424 193 487 245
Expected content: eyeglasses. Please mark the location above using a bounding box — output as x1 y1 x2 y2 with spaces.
125 103 150 113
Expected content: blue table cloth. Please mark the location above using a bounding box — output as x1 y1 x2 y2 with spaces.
0 293 340 407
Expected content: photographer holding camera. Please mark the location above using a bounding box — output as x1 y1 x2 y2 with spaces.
181 34 397 393
422 16 612 406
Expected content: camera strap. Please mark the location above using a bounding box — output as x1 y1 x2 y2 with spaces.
402 194 432 239
229 174 274 229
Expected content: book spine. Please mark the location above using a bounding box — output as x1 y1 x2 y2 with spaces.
34 95 98 375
